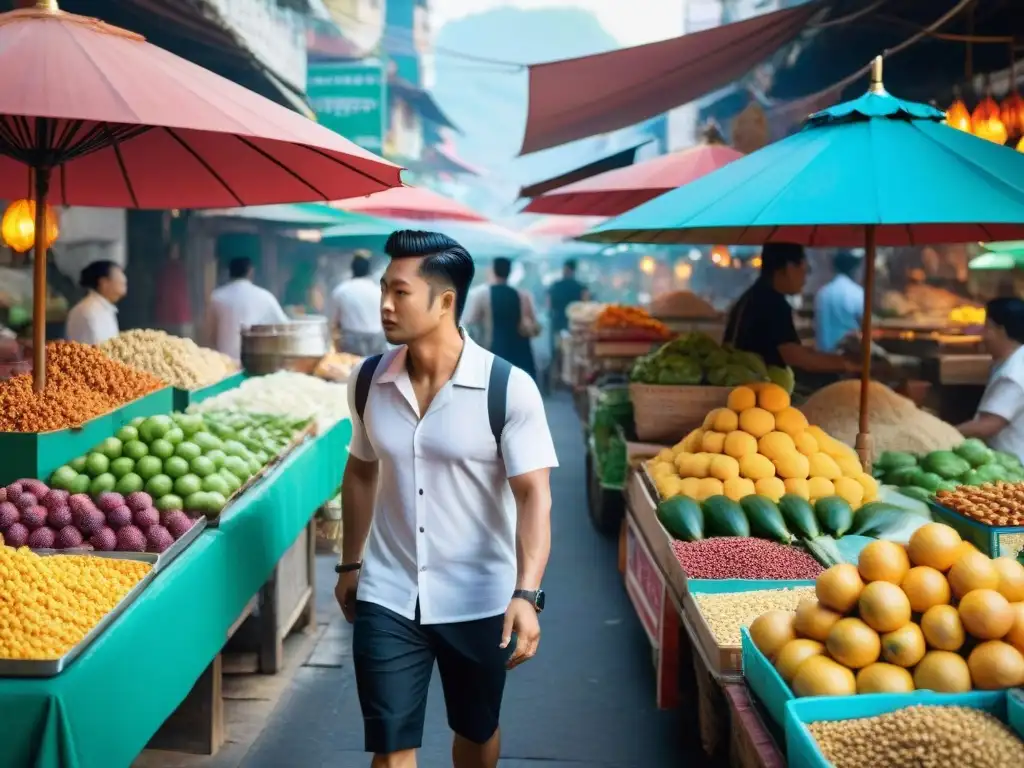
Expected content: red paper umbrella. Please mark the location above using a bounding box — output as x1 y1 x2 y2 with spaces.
521 215 607 239
524 141 744 216
0 1 402 390
332 186 489 222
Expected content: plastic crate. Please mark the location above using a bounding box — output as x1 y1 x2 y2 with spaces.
0 386 173 485
785 689 1019 768
742 626 797 728
172 371 245 411
929 501 1024 559
685 580 814 678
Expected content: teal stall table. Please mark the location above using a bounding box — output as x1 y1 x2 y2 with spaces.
0 387 173 486
172 371 245 411
0 418 353 768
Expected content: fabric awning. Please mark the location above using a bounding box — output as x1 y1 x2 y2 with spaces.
389 76 459 132
519 1 822 155
518 142 650 199
196 203 380 227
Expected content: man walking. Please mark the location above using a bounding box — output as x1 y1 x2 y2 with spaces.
336 230 557 768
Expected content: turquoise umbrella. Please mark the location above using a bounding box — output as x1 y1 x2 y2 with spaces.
971 242 1024 271
582 57 1024 463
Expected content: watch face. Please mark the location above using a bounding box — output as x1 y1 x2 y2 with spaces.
535 589 546 612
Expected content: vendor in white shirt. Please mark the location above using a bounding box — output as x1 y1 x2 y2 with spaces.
958 297 1024 463
65 260 126 345
328 252 386 356
203 257 289 362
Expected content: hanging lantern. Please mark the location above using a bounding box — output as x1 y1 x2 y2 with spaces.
1001 90 1024 139
674 261 693 281
710 245 731 267
639 254 656 275
1 199 59 253
972 81 1007 144
946 91 972 132
1016 135 1024 153
751 255 763 269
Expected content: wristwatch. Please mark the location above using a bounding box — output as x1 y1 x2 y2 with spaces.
335 562 362 574
512 589 546 613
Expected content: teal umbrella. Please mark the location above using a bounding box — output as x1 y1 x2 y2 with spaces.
971 242 1024 271
582 57 1024 462
197 202 386 228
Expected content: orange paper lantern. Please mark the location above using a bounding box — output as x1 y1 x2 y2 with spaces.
1 199 59 253
1001 91 1024 138
946 97 972 132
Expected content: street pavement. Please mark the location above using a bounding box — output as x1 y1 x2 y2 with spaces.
241 392 696 767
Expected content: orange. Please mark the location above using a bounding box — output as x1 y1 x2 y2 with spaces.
858 540 910 585
907 523 963 572
900 566 951 613
959 589 1015 640
947 549 999 599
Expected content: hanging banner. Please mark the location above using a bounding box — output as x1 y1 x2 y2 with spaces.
307 60 388 153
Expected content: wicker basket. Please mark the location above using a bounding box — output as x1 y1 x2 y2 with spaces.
629 382 731 443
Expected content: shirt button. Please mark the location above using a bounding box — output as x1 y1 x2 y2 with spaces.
418 489 424 496
420 566 427 572
419 527 424 533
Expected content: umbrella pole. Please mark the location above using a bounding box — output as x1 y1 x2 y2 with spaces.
31 166 51 393
856 224 877 469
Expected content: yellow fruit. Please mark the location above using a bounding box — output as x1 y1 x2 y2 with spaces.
723 430 758 459
908 523 963 572
758 431 796 462
827 617 881 669
704 408 725 430
967 640 1024 690
1005 603 1024 653
807 477 836 501
739 453 775 481
880 622 926 667
739 407 775 439
709 454 741 482
749 610 796 661
727 386 757 412
856 472 879 502
774 452 810 481
913 651 972 693
678 477 702 499
757 383 790 413
948 549 1000 599
655 475 683 500
709 408 738 433
774 639 825 683
856 663 915 694
723 476 756 502
808 453 842 480
679 428 704 453
701 431 726 454
784 478 811 499
677 452 713 479
654 448 674 463
858 540 910 585
955 540 978 560
959 589 1015 640
774 407 808 436
793 431 819 457
792 656 856 697
694 477 725 501
858 581 912 633
835 454 864 478
816 564 865 614
649 459 675 477
755 476 786 502
833 476 865 507
901 566 951 613
793 598 841 642
992 557 1024 602
920 604 966 651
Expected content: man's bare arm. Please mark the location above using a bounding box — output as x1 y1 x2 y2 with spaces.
957 413 1008 440
341 455 379 563
779 342 857 375
508 468 552 591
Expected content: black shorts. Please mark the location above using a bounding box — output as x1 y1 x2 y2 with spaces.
352 600 513 754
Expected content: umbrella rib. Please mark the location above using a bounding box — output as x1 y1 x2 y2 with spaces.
59 163 68 205
105 125 140 208
905 224 914 247
286 141 400 192
163 128 244 207
231 135 331 200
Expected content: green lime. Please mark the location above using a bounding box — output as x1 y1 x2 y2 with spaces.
89 473 117 495
217 468 242 492
223 456 251 480
114 473 144 495
184 491 209 512
190 455 216 478
193 432 223 452
116 425 139 443
84 452 110 478
164 427 185 445
98 437 123 460
145 474 174 499
174 474 202 498
123 440 149 461
135 455 163 481
69 455 88 473
129 416 146 428
178 414 205 436
110 457 136 479
205 449 227 469
175 441 202 462
201 474 230 497
69 474 91 494
150 439 174 460
155 493 183 511
50 466 78 490
164 456 190 479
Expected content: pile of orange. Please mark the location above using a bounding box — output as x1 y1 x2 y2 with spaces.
749 522 1024 696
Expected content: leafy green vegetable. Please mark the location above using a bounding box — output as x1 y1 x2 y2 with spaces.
921 450 971 480
876 451 918 471
954 439 993 468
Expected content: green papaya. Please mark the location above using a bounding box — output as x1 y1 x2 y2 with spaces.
740 495 793 543
656 495 704 541
777 493 820 539
815 496 854 538
700 495 750 538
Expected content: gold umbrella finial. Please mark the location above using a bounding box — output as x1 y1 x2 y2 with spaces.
35 0 59 11
868 55 886 94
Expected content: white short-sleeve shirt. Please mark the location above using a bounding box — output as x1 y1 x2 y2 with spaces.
978 345 1024 463
65 291 119 345
347 335 558 624
207 279 289 361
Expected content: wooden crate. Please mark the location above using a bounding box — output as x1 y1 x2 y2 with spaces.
687 615 736 759
723 684 786 768
259 518 317 673
626 470 688 602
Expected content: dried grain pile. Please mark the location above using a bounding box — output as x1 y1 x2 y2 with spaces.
798 380 963 455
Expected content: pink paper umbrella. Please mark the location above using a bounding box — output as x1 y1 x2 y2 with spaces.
522 215 608 240
332 186 489 223
0 1 402 390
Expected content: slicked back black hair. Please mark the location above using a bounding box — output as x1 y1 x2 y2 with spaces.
351 255 371 278
385 230 475 321
493 257 512 280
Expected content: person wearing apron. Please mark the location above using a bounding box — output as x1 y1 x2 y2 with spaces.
724 243 859 396
957 298 1024 463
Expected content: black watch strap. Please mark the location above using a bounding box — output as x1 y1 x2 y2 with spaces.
335 562 362 574
512 588 545 612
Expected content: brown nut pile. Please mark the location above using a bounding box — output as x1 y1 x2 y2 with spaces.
937 482 1024 527
0 342 164 433
808 704 1024 768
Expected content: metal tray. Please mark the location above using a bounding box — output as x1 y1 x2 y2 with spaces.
0 552 156 678
29 516 208 574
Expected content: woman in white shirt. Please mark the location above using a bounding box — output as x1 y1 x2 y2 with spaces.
65 260 126 345
958 298 1024 463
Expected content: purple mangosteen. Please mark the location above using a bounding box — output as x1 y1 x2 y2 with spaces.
46 504 72 529
88 526 117 552
55 525 84 550
97 492 125 514
27 526 55 549
20 506 47 530
0 502 19 531
125 492 153 513
145 525 174 553
41 489 70 511
115 524 147 552
13 493 37 511
106 505 133 530
4 522 28 548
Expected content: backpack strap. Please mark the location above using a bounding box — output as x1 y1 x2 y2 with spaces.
354 353 384 424
488 355 513 456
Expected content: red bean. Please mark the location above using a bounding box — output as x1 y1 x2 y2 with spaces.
671 537 824 580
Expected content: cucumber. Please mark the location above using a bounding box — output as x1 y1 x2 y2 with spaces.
701 495 750 538
777 493 821 539
656 495 704 541
815 496 854 538
740 495 794 543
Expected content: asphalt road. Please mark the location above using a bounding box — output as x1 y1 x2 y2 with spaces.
241 393 695 768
